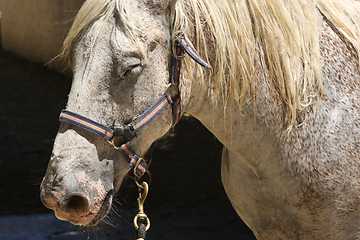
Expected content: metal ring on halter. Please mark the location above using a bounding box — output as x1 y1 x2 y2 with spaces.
165 83 181 98
172 31 186 59
135 171 152 188
107 137 119 150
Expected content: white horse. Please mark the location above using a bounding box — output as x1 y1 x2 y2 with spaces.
41 0 360 239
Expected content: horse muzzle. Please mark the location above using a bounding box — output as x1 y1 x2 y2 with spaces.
40 171 114 226
40 149 115 226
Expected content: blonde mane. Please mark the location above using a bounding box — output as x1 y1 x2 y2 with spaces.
62 0 360 130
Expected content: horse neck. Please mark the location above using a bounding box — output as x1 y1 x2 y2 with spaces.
179 2 285 151
184 52 285 155
185 70 287 183
185 88 238 147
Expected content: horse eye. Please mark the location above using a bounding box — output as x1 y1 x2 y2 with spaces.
119 64 143 79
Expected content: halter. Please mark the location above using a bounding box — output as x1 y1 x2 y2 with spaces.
59 33 212 178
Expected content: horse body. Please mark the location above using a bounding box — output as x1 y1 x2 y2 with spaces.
40 0 360 238
217 16 360 239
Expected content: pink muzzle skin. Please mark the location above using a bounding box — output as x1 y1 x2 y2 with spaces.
41 171 110 226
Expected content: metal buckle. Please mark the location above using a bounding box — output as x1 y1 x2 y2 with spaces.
172 31 186 59
166 84 180 99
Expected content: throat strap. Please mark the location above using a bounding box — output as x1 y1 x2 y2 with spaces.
169 41 183 125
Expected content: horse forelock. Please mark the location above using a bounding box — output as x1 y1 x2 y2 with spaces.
60 0 138 65
62 0 360 131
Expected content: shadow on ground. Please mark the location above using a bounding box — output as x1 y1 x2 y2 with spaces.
0 50 256 239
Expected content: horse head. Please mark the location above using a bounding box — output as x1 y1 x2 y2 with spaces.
40 0 187 226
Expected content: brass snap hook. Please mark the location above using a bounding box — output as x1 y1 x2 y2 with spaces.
134 181 151 231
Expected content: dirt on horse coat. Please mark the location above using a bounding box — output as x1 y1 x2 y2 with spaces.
40 0 360 239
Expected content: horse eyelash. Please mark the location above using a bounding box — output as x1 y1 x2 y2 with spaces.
119 64 142 79
119 66 134 78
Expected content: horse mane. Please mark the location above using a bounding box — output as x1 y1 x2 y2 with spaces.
61 0 360 131
173 0 360 131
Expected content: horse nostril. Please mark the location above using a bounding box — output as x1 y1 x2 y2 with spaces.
59 194 90 217
67 195 88 211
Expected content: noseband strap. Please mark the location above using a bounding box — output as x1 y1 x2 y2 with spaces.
59 109 115 140
59 93 173 143
59 33 211 178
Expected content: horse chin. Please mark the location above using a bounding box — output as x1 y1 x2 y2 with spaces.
87 191 113 226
